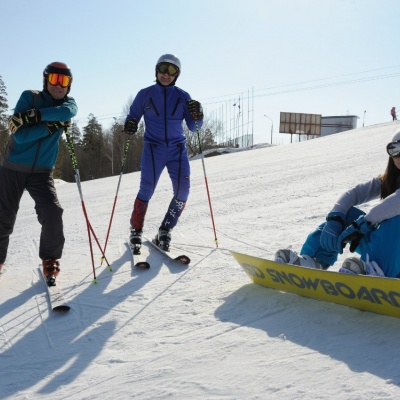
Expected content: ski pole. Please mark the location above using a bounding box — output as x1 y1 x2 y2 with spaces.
101 136 131 266
194 120 218 247
64 130 112 282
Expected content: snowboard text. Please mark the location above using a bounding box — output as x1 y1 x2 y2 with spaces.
242 263 400 308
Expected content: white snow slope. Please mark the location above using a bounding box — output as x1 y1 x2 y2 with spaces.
1 121 400 400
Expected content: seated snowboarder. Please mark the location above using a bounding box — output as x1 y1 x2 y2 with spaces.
275 129 400 279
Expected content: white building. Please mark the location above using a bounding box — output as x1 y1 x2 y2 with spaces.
321 115 359 136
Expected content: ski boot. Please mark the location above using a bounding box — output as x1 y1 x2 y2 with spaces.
130 229 143 255
155 227 172 251
42 259 60 286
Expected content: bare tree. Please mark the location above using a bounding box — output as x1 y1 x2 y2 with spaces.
185 115 222 157
0 75 9 159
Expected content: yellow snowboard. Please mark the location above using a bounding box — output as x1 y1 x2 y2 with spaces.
231 251 400 319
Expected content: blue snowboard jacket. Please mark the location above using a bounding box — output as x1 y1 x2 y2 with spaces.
301 177 400 278
2 90 78 173
126 82 202 146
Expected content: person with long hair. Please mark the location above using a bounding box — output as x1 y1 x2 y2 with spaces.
275 129 400 278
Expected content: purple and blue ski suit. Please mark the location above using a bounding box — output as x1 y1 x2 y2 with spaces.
126 82 202 231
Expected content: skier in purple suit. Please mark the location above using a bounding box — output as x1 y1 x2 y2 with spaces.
124 54 203 252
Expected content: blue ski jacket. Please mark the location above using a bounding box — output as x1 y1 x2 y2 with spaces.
301 177 400 278
126 83 202 146
2 90 78 173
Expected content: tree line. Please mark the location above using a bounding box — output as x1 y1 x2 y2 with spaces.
0 75 222 183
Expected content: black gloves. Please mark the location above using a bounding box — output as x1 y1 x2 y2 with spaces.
337 215 376 253
124 118 138 135
187 100 204 120
8 109 42 133
8 109 71 136
46 120 71 135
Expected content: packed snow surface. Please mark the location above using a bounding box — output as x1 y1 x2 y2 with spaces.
1 121 400 399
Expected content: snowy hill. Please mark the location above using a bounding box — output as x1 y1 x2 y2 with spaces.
2 121 400 399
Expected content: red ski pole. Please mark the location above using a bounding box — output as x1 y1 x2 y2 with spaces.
195 120 218 247
101 137 131 266
65 130 112 282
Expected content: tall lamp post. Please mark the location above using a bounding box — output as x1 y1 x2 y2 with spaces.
233 98 241 146
264 114 273 144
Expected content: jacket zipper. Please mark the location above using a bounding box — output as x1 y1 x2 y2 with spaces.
163 87 168 146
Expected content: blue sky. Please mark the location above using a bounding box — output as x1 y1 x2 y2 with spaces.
1 0 399 145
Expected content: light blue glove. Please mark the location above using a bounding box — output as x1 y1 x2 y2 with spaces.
320 212 345 252
337 215 375 254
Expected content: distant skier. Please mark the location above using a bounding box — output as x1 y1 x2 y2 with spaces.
124 54 203 252
0 62 78 284
275 129 400 278
391 107 397 121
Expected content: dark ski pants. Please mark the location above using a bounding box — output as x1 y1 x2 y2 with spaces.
0 167 65 264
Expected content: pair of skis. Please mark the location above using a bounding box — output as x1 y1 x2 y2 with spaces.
130 236 191 269
37 235 190 312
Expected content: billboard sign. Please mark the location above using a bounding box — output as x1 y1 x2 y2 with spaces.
279 112 321 135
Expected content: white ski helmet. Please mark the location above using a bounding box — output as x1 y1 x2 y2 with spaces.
391 129 400 143
156 54 181 77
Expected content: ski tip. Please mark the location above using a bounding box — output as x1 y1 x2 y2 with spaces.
135 261 150 270
175 255 191 265
53 305 71 312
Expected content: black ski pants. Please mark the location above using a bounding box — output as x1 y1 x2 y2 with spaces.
0 167 65 264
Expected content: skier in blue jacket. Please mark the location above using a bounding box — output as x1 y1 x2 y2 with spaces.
124 54 203 253
275 129 400 278
0 62 78 285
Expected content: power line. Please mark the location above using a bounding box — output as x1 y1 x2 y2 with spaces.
203 70 400 106
201 64 400 103
73 65 400 126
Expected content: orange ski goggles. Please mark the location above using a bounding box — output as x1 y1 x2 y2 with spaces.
47 73 72 88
